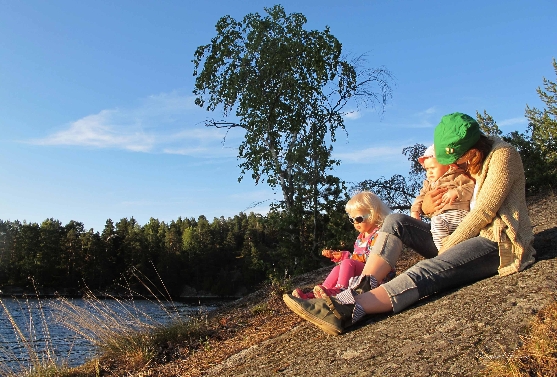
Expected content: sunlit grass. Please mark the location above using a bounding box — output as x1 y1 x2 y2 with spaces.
51 267 212 372
481 300 557 377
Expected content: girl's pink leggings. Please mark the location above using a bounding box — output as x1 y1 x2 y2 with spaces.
322 258 365 289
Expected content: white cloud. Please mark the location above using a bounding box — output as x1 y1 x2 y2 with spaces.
415 106 437 116
29 92 242 157
406 106 437 128
334 145 405 163
344 110 362 120
33 109 156 152
498 117 527 127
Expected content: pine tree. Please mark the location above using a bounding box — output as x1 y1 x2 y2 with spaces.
525 59 557 191
476 110 502 136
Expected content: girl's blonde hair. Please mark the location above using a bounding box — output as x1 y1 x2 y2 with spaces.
345 191 391 227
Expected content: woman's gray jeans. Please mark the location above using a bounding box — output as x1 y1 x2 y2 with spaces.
372 213 499 313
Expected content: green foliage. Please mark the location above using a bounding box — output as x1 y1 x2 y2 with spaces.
523 58 557 192
502 130 551 193
0 209 358 298
266 267 293 297
192 5 391 206
476 110 503 137
474 60 557 194
251 302 272 315
475 109 552 193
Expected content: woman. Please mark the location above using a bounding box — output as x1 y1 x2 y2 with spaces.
283 112 536 335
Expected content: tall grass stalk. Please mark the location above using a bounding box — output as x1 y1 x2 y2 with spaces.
51 267 211 371
52 293 161 359
0 297 66 377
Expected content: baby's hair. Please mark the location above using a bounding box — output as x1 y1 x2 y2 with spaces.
345 191 391 227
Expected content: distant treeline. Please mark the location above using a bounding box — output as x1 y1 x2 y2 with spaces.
0 211 356 297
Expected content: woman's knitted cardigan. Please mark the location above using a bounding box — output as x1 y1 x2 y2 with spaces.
439 137 536 276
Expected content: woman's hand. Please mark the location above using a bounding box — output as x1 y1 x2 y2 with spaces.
442 190 458 204
421 187 448 216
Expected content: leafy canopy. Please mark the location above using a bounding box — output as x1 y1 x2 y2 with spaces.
192 5 392 211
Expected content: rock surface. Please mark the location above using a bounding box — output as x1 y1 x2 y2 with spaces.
199 193 557 377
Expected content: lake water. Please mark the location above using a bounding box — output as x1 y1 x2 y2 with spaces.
0 297 218 374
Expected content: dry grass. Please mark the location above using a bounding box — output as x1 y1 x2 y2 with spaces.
481 300 557 377
62 281 300 376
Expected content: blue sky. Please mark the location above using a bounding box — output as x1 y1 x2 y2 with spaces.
0 0 555 232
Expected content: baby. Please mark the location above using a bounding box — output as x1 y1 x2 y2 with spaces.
411 144 475 250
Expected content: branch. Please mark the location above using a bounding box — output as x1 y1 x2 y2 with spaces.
204 120 241 128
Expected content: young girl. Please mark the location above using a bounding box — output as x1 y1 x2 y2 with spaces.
292 191 393 299
411 144 475 250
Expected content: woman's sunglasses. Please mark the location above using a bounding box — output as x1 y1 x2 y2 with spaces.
348 214 370 224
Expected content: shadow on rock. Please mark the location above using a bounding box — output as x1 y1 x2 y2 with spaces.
534 226 557 260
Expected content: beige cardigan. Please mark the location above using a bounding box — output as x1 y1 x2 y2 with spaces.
439 137 536 276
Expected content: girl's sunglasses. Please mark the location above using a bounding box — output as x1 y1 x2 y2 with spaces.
348 214 370 224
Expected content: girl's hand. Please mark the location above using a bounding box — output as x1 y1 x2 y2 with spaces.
411 211 421 220
322 249 334 258
331 251 346 262
422 187 448 215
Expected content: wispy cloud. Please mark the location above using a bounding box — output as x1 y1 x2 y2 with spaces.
344 110 362 120
365 107 438 130
415 106 437 116
162 128 241 157
334 145 406 163
498 117 527 127
32 109 156 152
29 92 241 157
407 106 437 128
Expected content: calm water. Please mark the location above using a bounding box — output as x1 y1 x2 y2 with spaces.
0 297 217 374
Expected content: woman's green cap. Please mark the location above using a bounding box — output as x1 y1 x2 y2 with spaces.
434 112 481 165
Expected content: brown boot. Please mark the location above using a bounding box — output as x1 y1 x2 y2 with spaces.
283 294 349 335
